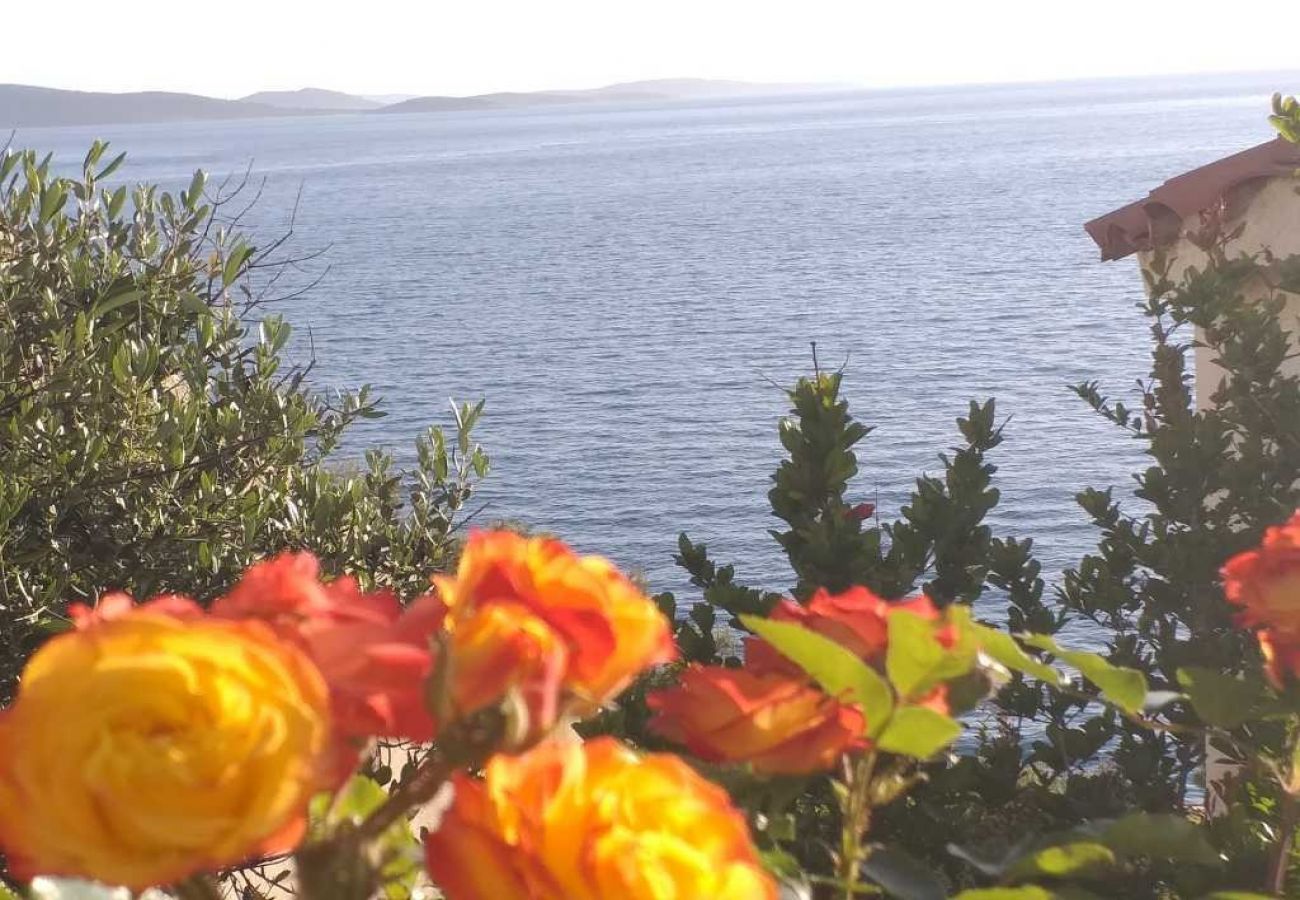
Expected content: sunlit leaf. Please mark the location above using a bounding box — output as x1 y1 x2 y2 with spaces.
875 706 962 758
1007 842 1115 880
974 625 1061 685
887 609 977 699
742 615 893 735
1021 635 1147 714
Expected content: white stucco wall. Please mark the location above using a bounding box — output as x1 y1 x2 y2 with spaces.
1132 175 1299 817
1135 176 1300 411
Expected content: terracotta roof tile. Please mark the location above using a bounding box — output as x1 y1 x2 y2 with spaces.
1084 138 1300 261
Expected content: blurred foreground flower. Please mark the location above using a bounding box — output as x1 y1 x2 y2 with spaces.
1222 510 1300 685
434 530 676 746
424 736 777 899
0 595 330 889
213 551 446 743
647 665 864 774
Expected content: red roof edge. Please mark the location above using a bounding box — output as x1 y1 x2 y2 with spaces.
1084 137 1300 262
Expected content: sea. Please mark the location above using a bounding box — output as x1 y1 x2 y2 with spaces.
16 71 1300 631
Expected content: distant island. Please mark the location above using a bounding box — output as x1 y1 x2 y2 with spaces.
238 88 383 112
0 79 841 128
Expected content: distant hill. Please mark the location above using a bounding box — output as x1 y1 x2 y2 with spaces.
0 84 299 128
376 78 835 115
240 88 381 111
362 93 421 106
0 78 840 128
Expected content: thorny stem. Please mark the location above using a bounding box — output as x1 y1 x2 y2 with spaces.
352 748 459 843
837 752 878 900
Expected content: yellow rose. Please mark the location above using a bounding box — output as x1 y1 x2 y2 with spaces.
0 595 330 889
424 737 777 899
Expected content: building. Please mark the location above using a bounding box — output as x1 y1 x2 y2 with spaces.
1085 136 1300 817
1085 137 1300 410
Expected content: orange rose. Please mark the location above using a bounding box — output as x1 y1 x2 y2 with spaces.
646 665 865 774
433 530 676 742
0 595 329 889
743 586 953 713
423 737 776 899
745 586 946 676
1222 512 1300 683
212 552 447 743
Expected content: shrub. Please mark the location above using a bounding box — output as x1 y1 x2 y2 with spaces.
0 143 488 702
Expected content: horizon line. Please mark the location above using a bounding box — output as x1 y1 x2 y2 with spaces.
4 65 1298 105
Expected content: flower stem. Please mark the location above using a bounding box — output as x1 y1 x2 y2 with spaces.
354 749 458 842
837 752 878 900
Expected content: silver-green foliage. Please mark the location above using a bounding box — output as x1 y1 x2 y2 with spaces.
0 143 488 699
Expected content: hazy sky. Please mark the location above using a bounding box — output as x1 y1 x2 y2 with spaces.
4 0 1296 98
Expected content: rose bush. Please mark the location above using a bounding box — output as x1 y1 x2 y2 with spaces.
1 515 1298 899
0 529 714 899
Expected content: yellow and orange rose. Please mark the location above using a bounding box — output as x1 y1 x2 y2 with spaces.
423 736 777 899
434 530 676 743
0 595 330 889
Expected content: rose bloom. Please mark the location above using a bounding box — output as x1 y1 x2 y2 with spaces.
744 586 945 675
433 530 676 741
424 737 777 899
646 665 864 774
212 552 447 743
1222 511 1300 683
0 595 330 889
744 586 954 711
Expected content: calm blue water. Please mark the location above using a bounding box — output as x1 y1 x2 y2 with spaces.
17 72 1299 624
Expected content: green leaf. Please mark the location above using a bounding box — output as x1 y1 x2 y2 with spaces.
1176 667 1272 728
222 242 254 286
185 170 206 209
92 290 143 321
742 615 894 736
178 291 210 317
39 183 66 223
860 845 946 900
97 151 127 180
1007 842 1116 880
1100 812 1217 864
1021 635 1147 714
875 706 962 758
107 185 127 218
310 775 422 900
886 609 976 699
951 889 1057 900
975 626 1062 685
